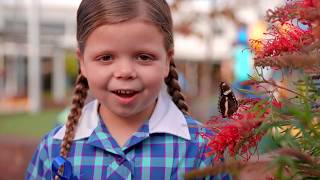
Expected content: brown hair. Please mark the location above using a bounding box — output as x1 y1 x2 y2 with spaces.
59 0 189 168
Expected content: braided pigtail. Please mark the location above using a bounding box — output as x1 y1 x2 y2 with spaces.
60 74 89 158
165 61 190 115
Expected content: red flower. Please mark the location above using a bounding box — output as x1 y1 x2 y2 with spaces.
204 99 269 162
252 0 316 62
272 99 282 108
302 0 316 7
252 23 313 60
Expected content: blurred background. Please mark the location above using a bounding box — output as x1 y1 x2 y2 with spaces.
0 0 281 179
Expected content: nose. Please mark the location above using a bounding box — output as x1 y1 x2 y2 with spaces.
113 59 137 80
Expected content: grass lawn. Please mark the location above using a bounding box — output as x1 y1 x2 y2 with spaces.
0 108 62 139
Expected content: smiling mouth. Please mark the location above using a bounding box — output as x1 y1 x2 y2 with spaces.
111 90 139 97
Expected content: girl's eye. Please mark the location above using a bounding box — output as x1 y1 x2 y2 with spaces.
137 54 154 61
97 55 113 62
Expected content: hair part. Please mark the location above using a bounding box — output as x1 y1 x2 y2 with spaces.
76 0 174 52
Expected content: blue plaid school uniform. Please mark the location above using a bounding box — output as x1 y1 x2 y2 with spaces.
26 91 230 180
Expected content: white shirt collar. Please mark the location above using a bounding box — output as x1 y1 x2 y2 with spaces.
53 90 191 140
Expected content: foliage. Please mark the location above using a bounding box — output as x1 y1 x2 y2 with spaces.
65 51 79 85
0 109 61 138
186 0 320 179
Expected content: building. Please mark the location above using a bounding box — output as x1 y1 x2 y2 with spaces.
0 0 279 118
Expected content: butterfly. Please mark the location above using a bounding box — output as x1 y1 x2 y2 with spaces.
218 82 239 118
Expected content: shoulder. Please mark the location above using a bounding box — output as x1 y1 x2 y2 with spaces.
183 115 218 170
184 115 213 144
30 126 63 164
43 125 63 143
26 126 62 178
35 126 63 156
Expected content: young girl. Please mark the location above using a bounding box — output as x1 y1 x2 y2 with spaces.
26 0 228 179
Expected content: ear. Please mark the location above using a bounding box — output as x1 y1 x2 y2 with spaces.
76 48 87 78
165 49 174 77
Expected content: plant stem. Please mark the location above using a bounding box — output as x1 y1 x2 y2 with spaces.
184 161 244 179
257 76 315 103
302 40 320 53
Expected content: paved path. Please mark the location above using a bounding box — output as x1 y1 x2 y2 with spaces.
0 136 39 180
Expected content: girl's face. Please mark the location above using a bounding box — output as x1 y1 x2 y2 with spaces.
78 20 171 120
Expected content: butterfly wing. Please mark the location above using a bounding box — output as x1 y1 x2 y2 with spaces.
218 93 228 118
218 82 238 118
226 94 238 117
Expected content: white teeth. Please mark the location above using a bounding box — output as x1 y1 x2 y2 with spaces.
115 90 135 95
